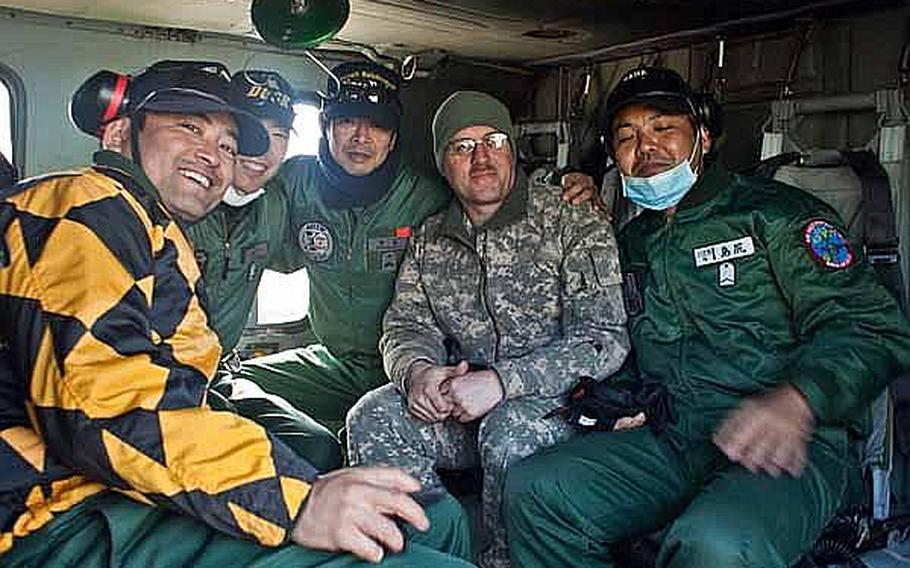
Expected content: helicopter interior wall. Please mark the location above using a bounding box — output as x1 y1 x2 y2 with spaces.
0 10 535 179
531 5 909 171
0 15 319 175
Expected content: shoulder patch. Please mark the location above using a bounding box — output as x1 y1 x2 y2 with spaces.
802 219 854 269
298 221 334 262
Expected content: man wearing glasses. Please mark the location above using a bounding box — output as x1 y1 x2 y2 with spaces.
347 90 630 568
220 62 599 445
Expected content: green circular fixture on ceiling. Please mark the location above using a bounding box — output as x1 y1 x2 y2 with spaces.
251 0 350 49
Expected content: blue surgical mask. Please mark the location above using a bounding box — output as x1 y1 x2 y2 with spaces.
620 141 700 210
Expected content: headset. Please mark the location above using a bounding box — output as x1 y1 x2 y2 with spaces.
691 92 723 141
69 70 133 137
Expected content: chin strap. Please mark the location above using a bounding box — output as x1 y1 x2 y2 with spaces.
129 118 143 172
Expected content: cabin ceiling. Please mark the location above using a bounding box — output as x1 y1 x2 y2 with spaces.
0 0 893 64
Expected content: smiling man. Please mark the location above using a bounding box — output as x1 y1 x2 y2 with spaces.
134 111 235 219
504 66 910 568
0 60 474 568
189 70 296 355
347 90 629 568
186 70 344 472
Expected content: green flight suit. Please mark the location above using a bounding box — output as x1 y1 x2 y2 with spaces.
187 186 301 355
505 162 910 568
233 156 450 434
2 492 475 568
186 187 342 471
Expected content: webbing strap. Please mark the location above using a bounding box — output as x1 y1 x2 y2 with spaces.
842 150 900 263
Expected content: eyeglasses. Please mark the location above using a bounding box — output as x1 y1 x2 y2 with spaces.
446 132 510 156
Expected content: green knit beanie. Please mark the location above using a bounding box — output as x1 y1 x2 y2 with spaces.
432 90 515 174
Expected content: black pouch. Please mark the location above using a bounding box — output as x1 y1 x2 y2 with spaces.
551 376 675 434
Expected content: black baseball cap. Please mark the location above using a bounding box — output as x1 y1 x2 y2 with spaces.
130 60 270 157
231 69 295 129
323 61 401 130
602 67 697 135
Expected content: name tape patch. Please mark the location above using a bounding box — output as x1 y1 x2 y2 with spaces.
693 236 755 268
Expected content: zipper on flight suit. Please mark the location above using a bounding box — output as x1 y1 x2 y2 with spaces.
220 212 232 280
477 230 501 360
218 205 253 281
345 209 358 342
346 210 356 264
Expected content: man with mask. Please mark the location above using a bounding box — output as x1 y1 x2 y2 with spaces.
189 69 298 358
504 66 910 568
347 90 629 568
0 60 473 568
227 61 599 437
187 70 342 472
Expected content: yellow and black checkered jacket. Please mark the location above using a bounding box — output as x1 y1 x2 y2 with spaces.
0 151 316 554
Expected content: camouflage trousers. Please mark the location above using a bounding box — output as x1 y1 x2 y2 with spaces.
347 383 575 568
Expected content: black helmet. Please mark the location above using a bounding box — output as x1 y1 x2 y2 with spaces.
231 69 295 129
323 61 401 131
601 66 721 145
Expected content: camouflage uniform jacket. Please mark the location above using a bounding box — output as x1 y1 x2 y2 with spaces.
381 171 630 400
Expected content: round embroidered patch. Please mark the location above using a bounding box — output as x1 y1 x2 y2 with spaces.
298 222 334 262
803 219 854 269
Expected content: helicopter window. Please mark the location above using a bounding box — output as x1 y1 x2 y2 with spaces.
285 102 320 158
0 64 23 178
253 102 320 325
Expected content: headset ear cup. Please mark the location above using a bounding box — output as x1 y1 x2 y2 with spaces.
70 71 131 137
695 93 723 140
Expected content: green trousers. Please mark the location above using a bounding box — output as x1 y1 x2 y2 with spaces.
3 492 474 568
231 345 387 436
209 372 344 472
504 426 848 568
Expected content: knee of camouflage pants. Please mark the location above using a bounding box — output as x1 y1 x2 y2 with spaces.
347 383 481 502
346 383 407 463
477 397 575 478
346 383 445 491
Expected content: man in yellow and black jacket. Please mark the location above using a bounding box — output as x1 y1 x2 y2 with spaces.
0 60 472 568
